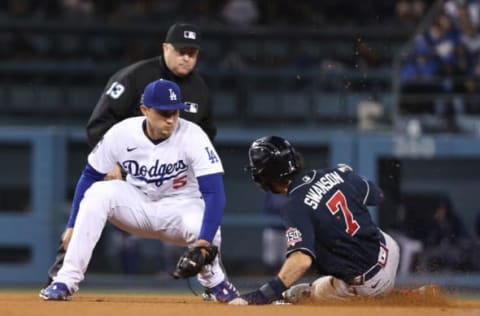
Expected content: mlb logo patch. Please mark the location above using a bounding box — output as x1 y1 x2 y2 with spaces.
184 102 198 113
184 31 196 40
286 227 303 247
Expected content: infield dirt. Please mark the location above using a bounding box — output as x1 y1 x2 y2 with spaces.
1 291 479 316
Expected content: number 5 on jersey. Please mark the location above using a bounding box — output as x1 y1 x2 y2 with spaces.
173 175 187 189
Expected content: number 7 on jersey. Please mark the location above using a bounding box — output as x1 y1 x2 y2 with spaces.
326 190 360 236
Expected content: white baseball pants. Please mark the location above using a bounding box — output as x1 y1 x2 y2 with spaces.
54 180 226 292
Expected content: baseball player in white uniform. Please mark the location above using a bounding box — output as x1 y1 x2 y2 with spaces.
40 79 239 302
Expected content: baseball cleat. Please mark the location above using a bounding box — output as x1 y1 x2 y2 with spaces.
207 280 240 303
39 282 72 301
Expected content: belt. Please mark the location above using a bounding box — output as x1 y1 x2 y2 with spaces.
347 235 388 286
347 262 383 286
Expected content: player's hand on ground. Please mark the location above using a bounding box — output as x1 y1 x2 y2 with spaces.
283 283 311 303
104 164 122 180
61 227 74 250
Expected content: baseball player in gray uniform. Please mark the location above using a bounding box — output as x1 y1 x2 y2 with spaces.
39 79 239 302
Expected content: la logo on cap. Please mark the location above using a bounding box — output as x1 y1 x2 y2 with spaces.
168 88 177 101
184 31 196 40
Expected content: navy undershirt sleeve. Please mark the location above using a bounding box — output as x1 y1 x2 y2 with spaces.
197 173 226 243
67 163 107 227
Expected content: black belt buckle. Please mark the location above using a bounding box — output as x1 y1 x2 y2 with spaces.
363 264 382 282
348 264 381 286
348 275 365 286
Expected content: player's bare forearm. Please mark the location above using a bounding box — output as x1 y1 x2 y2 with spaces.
229 251 312 305
277 251 312 287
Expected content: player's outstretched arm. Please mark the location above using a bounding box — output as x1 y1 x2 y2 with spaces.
196 173 226 242
230 251 312 305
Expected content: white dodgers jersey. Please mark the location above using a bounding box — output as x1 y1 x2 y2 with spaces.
88 117 224 200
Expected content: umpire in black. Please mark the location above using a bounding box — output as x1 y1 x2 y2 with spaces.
44 22 217 286
88 22 216 147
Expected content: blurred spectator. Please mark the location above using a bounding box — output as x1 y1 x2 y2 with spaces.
445 0 480 28
461 15 480 89
400 35 440 82
434 14 460 72
60 0 94 21
460 19 480 60
354 39 387 69
387 193 480 275
417 200 477 272
220 0 259 27
395 0 428 25
400 11 472 131
432 14 466 129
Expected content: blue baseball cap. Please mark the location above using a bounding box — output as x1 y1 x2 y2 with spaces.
141 79 188 110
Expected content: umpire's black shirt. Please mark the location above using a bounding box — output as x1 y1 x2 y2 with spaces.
86 56 216 148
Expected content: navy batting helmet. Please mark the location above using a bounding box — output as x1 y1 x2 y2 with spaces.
245 136 301 192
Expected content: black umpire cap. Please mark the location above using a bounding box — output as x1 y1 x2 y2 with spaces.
165 23 201 49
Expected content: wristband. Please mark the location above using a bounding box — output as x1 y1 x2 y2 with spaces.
241 276 288 305
259 276 288 302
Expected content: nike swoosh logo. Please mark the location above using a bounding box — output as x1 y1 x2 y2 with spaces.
127 147 137 152
371 280 380 289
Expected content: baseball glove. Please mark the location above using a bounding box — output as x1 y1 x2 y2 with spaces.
172 245 218 279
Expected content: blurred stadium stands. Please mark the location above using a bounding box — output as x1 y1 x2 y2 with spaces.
0 0 416 127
